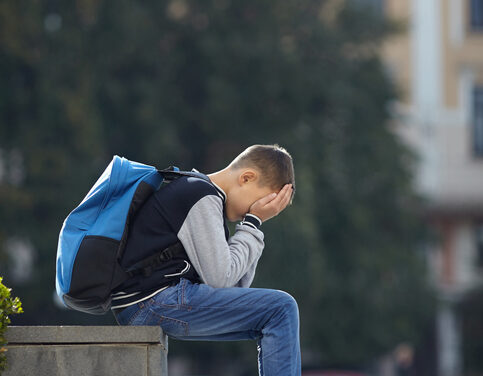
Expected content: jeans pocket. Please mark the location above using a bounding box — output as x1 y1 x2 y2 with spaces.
145 308 189 337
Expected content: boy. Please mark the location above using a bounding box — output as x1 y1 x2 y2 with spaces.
112 144 300 375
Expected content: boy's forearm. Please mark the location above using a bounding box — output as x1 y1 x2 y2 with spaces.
227 223 264 287
177 195 264 288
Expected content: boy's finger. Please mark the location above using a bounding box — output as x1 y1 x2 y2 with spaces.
257 192 278 206
280 185 293 207
274 184 291 201
278 193 290 210
271 184 292 207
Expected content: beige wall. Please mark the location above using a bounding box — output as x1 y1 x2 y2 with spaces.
382 0 412 105
382 0 483 207
383 0 483 107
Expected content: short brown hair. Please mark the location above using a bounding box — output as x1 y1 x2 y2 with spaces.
229 144 295 204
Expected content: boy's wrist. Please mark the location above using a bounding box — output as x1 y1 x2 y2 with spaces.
242 213 262 229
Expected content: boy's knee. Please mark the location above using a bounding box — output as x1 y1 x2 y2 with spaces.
273 290 299 317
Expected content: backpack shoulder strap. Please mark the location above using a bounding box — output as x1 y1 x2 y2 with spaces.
157 166 211 183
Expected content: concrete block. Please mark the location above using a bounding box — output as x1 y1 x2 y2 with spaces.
2 326 168 376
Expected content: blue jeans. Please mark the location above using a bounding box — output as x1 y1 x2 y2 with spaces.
113 278 301 376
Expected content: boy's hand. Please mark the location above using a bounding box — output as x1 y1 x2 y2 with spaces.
248 184 293 223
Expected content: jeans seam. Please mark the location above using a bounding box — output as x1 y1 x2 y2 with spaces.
127 309 142 325
126 301 147 325
157 303 178 309
179 278 192 311
147 308 189 336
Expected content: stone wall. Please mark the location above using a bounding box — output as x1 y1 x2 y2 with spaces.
2 326 167 376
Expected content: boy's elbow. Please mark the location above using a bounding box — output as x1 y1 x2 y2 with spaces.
203 273 233 288
209 281 228 288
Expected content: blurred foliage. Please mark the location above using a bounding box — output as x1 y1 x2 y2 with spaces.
0 0 435 373
0 277 23 374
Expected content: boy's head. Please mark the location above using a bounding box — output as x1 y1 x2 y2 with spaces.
208 144 295 222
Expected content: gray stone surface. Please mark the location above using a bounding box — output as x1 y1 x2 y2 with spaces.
3 326 168 376
5 325 165 346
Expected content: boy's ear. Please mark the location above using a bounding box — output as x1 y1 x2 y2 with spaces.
239 169 257 185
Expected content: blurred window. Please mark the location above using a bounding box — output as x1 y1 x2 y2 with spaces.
473 87 483 157
475 223 483 267
470 0 483 30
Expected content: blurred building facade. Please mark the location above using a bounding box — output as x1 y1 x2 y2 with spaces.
382 1 483 375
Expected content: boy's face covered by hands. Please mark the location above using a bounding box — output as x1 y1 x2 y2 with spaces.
225 169 293 223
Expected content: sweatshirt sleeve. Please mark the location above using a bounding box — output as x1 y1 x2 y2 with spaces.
234 259 258 287
177 194 264 288
234 214 263 287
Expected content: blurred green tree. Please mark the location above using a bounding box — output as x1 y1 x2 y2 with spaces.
0 0 435 373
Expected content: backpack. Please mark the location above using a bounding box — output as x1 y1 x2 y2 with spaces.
55 155 208 315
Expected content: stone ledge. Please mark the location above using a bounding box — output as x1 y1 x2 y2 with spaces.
3 326 168 376
6 325 167 349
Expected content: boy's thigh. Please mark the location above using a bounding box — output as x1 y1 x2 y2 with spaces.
142 278 298 339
